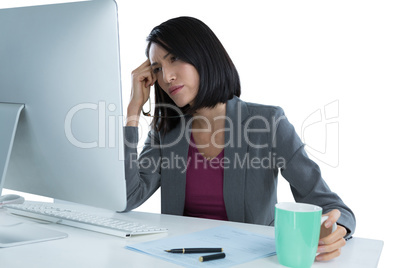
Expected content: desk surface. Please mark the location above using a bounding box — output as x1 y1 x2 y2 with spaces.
0 204 383 268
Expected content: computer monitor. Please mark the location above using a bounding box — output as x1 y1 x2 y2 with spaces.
0 0 127 211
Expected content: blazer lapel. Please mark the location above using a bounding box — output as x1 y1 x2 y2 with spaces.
160 115 192 215
223 97 250 222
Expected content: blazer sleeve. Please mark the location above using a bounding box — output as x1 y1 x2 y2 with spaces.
273 107 356 237
122 126 162 212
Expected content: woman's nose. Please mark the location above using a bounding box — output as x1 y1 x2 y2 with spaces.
162 67 176 84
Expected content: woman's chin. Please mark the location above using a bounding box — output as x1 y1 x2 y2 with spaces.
173 100 192 108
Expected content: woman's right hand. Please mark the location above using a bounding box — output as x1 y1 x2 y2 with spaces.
126 59 157 126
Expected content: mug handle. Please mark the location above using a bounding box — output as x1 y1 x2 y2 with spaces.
321 216 337 233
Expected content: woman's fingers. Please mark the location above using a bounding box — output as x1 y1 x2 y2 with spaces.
320 225 347 245
323 209 341 229
316 248 342 262
318 233 346 253
130 59 154 107
316 209 348 262
132 60 153 86
316 225 347 262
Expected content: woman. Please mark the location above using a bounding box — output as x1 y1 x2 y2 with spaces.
124 16 355 262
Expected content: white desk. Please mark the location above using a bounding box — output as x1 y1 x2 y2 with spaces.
0 205 383 268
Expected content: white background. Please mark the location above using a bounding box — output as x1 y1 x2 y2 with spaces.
2 1 401 267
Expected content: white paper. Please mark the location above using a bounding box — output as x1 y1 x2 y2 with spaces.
126 225 276 267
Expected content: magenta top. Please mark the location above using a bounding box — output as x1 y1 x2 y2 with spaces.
183 134 228 221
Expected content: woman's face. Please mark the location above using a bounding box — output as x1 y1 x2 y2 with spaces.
148 43 199 107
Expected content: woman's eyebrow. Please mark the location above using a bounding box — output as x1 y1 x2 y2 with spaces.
150 52 171 67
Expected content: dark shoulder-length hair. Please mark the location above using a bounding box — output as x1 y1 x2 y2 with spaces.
145 16 241 135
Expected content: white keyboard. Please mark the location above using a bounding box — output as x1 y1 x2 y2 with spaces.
4 201 168 238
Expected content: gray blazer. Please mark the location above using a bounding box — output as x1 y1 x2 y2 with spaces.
123 96 356 236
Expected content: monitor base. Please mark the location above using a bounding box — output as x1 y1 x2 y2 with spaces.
0 209 68 248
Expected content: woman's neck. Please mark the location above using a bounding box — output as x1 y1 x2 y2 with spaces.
192 103 227 131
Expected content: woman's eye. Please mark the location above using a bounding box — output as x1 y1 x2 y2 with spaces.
171 56 179 62
152 67 161 74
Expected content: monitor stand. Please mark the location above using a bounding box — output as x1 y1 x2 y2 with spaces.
0 102 25 195
0 102 68 247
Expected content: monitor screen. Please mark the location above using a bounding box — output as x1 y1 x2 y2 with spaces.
0 0 127 211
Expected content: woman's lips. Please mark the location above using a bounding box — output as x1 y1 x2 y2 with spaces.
168 85 184 95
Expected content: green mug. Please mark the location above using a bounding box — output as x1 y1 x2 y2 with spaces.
275 202 336 268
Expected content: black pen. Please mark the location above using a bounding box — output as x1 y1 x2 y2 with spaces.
165 248 223 254
199 253 226 262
